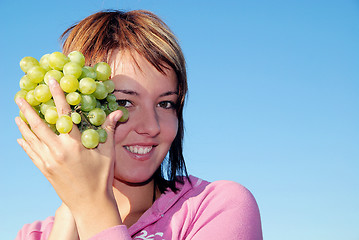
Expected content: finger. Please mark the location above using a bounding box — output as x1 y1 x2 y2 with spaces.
16 98 58 143
98 111 122 186
17 137 44 170
48 78 72 116
15 116 41 147
15 116 46 171
48 78 81 138
97 110 123 154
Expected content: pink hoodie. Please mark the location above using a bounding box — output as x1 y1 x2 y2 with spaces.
16 176 263 240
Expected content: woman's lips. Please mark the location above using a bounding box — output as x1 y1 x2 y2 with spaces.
124 145 155 160
125 145 153 154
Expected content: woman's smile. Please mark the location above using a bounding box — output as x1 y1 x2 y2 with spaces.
124 145 153 155
123 144 156 161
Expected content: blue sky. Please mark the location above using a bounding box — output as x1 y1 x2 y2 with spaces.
1 0 358 239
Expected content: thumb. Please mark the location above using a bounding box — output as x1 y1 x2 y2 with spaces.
103 110 123 135
97 110 123 152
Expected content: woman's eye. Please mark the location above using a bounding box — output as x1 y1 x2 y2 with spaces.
116 99 132 108
158 101 176 109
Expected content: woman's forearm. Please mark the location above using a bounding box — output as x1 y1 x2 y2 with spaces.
48 203 79 240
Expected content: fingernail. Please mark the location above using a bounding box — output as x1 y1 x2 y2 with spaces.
114 112 122 122
15 97 24 106
15 117 21 126
49 78 57 87
17 138 24 147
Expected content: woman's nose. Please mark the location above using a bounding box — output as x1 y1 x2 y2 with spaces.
134 107 160 137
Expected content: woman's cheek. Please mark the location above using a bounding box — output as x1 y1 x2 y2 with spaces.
162 115 178 142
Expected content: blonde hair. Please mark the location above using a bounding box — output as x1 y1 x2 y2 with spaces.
60 10 188 192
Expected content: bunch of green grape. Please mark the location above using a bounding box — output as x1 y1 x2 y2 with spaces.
14 51 128 148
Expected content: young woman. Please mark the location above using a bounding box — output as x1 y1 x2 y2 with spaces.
15 10 263 240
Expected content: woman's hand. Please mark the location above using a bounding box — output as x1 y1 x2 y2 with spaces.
15 78 123 239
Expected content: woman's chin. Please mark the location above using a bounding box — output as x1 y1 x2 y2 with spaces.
114 174 154 187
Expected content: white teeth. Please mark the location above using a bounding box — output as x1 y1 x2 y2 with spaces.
126 145 152 154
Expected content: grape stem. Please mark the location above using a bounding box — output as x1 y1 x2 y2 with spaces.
73 105 97 131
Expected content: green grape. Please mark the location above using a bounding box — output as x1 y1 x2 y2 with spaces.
101 104 111 116
68 51 85 67
16 50 128 149
20 56 39 73
63 62 83 79
81 129 100 149
103 80 115 93
97 128 107 143
118 106 129 122
27 66 46 83
40 99 55 115
37 108 44 119
94 62 111 80
80 94 97 111
80 66 97 79
44 106 58 124
96 100 102 109
71 112 81 124
66 92 82 105
49 52 69 70
39 54 52 72
15 89 28 102
79 77 96 94
93 81 108 100
47 123 57 134
88 108 106 126
19 75 37 91
106 93 117 103
19 110 28 124
56 115 73 134
34 84 52 103
108 101 120 111
25 90 41 106
60 75 79 93
33 105 41 114
44 70 64 85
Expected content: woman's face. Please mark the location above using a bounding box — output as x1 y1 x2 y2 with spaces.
109 51 178 184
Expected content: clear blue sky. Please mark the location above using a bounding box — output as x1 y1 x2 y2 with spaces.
1 0 358 239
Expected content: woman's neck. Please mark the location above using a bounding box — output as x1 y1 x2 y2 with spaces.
112 179 160 227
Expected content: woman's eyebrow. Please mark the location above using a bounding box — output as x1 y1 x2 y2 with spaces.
113 89 139 95
160 91 178 97
114 89 178 97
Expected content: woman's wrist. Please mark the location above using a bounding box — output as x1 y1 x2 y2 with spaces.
48 203 79 240
72 195 123 240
